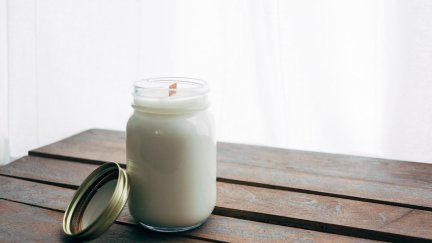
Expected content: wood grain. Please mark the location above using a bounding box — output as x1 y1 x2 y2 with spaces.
0 176 373 243
217 161 432 210
0 199 203 243
1 157 430 242
29 129 432 210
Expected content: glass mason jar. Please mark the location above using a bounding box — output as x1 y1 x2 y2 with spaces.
126 77 216 232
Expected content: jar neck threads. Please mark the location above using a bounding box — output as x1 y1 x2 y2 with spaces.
132 77 209 114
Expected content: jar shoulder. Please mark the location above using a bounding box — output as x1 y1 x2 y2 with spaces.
127 111 214 137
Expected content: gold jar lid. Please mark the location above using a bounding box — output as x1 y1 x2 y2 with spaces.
63 162 129 240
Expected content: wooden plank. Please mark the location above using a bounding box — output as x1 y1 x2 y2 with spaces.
1 157 430 242
0 199 202 243
0 176 373 243
29 129 127 164
29 129 432 210
30 129 432 188
217 161 432 210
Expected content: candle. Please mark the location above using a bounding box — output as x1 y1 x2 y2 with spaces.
126 77 216 232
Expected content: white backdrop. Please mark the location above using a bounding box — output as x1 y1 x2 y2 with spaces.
1 0 432 164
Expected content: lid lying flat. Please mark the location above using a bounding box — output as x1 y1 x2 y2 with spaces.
63 162 129 240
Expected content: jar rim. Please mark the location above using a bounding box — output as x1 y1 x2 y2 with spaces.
133 77 209 98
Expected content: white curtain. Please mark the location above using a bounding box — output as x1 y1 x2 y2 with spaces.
1 0 432 165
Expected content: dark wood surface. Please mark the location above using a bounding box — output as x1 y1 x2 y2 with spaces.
30 129 432 210
1 129 431 242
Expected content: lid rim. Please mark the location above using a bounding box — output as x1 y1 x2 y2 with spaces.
63 162 129 240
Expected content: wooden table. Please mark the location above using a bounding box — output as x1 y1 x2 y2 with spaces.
1 129 431 242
